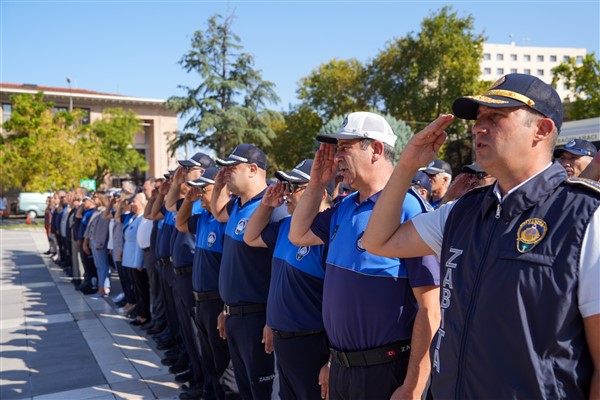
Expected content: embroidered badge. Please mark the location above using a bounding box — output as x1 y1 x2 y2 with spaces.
235 219 247 235
356 232 366 252
207 232 216 247
296 246 310 261
341 116 349 128
489 76 506 89
516 218 548 253
467 95 509 104
565 139 576 148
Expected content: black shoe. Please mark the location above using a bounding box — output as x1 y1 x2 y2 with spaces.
169 360 189 374
174 369 193 383
164 349 178 358
140 321 154 330
179 388 203 400
130 318 150 326
147 323 166 335
161 356 178 366
157 340 175 350
44 250 52 255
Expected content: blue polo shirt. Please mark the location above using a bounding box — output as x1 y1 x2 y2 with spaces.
171 199 203 268
78 208 95 240
157 208 175 260
261 216 326 332
311 190 440 352
218 190 287 306
189 210 226 293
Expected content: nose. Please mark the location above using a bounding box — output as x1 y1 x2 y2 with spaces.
472 120 487 136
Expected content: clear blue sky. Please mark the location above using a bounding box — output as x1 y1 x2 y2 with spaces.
2 1 599 115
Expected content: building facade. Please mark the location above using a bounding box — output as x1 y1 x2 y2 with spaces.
1 83 178 186
481 43 587 101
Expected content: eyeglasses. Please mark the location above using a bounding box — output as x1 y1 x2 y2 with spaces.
283 182 307 193
186 167 202 172
471 172 489 180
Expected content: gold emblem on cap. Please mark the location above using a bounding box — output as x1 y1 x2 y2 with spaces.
489 76 506 89
486 89 535 106
516 218 548 253
467 95 509 104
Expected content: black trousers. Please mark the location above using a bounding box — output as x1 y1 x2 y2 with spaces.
144 248 166 325
128 267 150 320
274 332 329 400
226 312 274 400
328 350 410 400
158 261 181 344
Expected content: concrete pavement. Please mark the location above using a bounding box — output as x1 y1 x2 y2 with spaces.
0 227 181 399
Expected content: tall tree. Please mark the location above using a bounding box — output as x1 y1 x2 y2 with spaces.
0 93 99 191
167 13 281 158
90 108 147 182
297 58 371 123
552 53 600 120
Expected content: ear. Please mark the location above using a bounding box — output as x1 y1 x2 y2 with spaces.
371 141 385 162
533 117 555 143
248 163 258 177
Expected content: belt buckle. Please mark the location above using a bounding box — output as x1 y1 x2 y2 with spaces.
224 305 231 316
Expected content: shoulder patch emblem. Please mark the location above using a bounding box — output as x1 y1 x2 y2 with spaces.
516 218 548 253
235 218 247 235
565 177 600 194
296 246 310 261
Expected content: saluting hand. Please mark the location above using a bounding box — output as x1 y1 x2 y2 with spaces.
214 168 228 192
158 181 171 196
399 114 454 170
311 143 338 187
186 187 202 202
262 182 285 208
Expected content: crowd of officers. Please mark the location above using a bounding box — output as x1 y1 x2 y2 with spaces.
43 73 600 400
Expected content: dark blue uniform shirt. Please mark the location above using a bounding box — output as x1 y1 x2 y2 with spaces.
189 210 226 293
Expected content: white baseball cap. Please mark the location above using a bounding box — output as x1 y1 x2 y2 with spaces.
316 112 397 147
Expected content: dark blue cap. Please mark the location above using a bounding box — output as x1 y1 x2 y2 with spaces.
178 152 215 168
452 73 563 132
216 144 267 170
554 139 597 158
411 171 431 194
275 159 313 183
187 167 219 187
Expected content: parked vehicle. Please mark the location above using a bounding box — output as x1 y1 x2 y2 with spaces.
18 192 53 219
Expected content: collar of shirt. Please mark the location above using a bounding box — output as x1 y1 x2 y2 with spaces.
493 162 553 203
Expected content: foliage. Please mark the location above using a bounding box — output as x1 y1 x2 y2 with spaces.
297 58 371 123
91 108 147 181
319 111 413 162
266 105 323 173
0 93 99 191
167 13 281 158
552 53 600 120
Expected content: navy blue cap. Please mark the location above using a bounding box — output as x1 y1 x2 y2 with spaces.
420 159 452 176
216 144 267 170
554 139 597 158
275 159 313 183
461 163 486 174
411 171 431 194
186 167 219 187
178 152 215 168
452 73 563 132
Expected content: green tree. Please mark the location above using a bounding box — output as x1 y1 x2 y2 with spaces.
167 13 281 158
298 58 371 123
552 53 600 120
266 105 323 173
0 93 99 191
369 6 485 169
319 111 413 162
90 108 147 182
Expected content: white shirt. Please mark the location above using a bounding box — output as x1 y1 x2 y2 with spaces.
136 217 153 249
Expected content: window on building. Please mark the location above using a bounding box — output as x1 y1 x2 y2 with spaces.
496 54 504 61
577 56 583 64
524 54 531 61
524 69 531 74
511 68 518 73
550 55 557 62
483 67 491 75
510 54 517 61
53 106 68 115
537 55 544 62
2 103 12 123
497 68 504 75
483 53 491 60
537 69 544 76
563 55 570 62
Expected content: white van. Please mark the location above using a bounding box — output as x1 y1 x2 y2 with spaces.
18 192 53 219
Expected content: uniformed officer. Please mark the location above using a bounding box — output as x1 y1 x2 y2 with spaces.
289 112 440 399
211 144 287 400
244 159 333 400
364 73 600 399
554 138 597 177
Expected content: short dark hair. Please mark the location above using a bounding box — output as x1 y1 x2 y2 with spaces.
358 139 395 163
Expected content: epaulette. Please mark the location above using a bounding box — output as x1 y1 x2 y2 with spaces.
565 177 600 194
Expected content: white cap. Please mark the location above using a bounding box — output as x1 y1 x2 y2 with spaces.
316 112 397 147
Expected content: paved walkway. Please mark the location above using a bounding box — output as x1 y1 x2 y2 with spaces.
1 227 181 399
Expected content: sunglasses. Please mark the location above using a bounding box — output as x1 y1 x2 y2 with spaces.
283 182 307 193
471 172 489 180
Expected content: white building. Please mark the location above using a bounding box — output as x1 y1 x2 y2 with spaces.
481 43 586 101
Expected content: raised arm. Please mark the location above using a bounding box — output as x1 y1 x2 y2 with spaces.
150 181 169 221
165 168 185 212
289 143 337 247
363 114 454 258
143 188 157 218
176 188 201 233
244 183 285 248
211 169 231 223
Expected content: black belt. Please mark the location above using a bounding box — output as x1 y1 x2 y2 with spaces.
272 329 324 339
330 339 411 368
173 265 193 275
193 291 221 301
223 303 266 316
157 257 171 267
142 247 151 252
